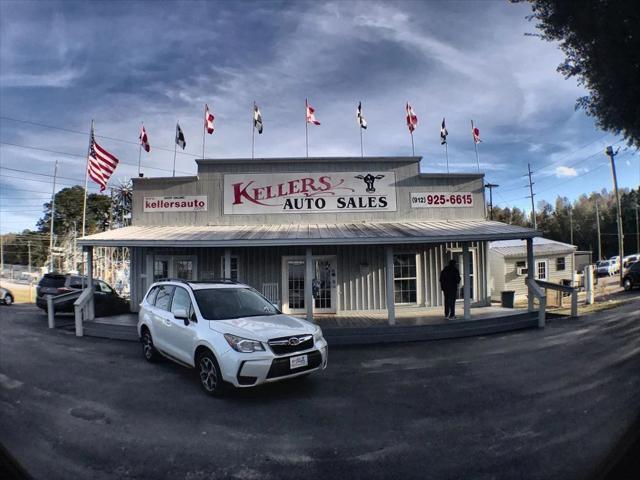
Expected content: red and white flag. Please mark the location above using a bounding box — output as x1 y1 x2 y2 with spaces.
139 124 150 152
205 104 215 134
406 102 418 133
306 99 320 125
471 120 481 143
88 127 119 192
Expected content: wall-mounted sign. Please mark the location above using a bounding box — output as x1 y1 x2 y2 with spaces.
143 195 208 212
410 192 474 208
224 172 397 214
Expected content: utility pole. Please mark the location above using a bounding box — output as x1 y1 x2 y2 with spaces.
49 160 59 273
636 203 640 253
569 206 574 245
28 241 32 274
605 146 624 284
596 200 602 261
485 183 499 220
526 163 537 229
0 233 3 278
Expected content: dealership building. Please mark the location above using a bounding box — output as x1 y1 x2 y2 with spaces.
78 156 539 323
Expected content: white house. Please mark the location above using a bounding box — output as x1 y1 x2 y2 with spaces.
489 238 576 301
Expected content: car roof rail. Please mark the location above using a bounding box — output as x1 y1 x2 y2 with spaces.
189 278 240 285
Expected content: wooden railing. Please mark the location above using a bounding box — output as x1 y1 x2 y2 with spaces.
46 291 82 330
534 279 579 320
526 278 547 328
73 288 95 337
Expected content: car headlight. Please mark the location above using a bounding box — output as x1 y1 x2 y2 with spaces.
223 334 265 353
313 326 324 342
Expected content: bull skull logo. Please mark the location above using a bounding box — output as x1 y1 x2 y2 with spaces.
355 174 385 193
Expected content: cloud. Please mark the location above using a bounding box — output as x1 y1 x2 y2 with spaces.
555 166 578 177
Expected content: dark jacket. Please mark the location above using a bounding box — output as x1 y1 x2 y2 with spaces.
440 265 461 292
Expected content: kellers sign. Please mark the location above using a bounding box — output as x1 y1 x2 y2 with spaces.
223 172 397 214
143 195 208 212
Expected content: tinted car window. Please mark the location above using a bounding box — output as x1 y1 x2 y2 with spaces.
154 286 175 311
69 276 85 289
171 287 192 316
146 287 159 305
39 275 66 288
99 282 114 293
194 288 278 320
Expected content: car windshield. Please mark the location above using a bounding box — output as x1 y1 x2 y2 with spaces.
193 287 279 320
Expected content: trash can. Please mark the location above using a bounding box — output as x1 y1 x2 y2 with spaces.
501 290 515 308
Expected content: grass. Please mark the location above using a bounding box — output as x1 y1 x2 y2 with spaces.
0 281 36 303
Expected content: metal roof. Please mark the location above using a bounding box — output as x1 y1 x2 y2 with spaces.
490 237 576 258
78 220 539 248
196 156 421 165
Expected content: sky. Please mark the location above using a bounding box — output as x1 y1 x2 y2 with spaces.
1 0 638 234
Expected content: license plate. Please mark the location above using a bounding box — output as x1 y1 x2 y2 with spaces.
290 354 308 370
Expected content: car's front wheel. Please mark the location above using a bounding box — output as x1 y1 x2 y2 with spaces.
623 278 633 291
196 350 226 397
3 295 13 306
141 329 159 362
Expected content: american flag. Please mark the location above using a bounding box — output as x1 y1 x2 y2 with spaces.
139 124 150 152
87 126 119 192
471 120 481 143
306 99 320 125
406 103 418 133
205 104 215 134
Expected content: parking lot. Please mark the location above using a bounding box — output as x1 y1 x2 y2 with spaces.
1 300 640 479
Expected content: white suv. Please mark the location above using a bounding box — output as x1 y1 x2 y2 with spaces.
137 280 328 396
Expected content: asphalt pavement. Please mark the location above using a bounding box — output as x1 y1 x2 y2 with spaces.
1 300 640 480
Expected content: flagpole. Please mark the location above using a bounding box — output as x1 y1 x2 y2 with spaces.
173 123 177 177
410 131 415 157
82 119 93 238
359 126 364 159
137 123 142 177
49 159 58 272
305 99 309 159
472 120 480 172
202 105 206 160
252 101 255 160
445 142 449 173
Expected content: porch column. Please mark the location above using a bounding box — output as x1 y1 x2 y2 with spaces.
305 247 313 322
85 246 95 320
526 237 534 312
462 242 471 320
224 248 231 279
385 245 396 325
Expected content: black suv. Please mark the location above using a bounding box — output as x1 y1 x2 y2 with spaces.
36 273 130 316
622 262 640 291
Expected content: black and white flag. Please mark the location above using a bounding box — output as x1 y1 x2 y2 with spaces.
357 101 367 129
175 123 186 149
253 104 263 134
440 118 448 145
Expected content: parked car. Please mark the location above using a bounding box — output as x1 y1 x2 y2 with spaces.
595 260 615 277
609 256 621 274
0 287 14 305
138 279 328 396
622 261 640 291
36 273 130 316
622 254 639 270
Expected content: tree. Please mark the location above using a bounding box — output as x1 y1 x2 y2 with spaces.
37 186 112 237
522 0 640 147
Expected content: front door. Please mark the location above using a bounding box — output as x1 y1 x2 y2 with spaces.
282 256 337 314
449 249 477 302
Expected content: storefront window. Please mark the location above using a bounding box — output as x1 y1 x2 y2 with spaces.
154 260 169 282
393 254 417 304
220 256 239 281
176 260 194 280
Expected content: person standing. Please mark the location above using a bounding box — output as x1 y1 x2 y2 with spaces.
440 259 461 320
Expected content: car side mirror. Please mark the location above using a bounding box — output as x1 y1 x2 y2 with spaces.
173 308 189 325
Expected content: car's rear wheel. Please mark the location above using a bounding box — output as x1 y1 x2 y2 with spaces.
141 329 158 362
4 295 13 306
623 278 633 291
196 350 226 397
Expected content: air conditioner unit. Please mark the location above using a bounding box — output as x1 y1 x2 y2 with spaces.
517 267 528 276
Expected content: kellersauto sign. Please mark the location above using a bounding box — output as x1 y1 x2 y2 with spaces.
223 172 398 214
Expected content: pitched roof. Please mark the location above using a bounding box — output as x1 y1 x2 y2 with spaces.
490 237 576 258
